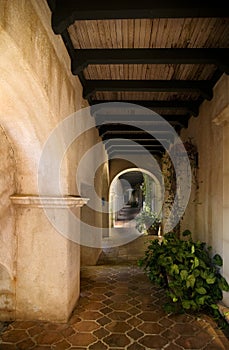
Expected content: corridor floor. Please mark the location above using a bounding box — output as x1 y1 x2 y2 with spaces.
0 264 229 349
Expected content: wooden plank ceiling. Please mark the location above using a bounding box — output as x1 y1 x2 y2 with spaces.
47 1 229 156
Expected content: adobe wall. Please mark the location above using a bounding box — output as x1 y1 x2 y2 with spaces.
181 74 229 306
0 0 108 321
0 126 16 320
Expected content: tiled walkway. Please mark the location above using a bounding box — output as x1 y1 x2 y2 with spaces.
0 264 229 349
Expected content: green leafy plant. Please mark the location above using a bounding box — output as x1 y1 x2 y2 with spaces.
138 230 229 326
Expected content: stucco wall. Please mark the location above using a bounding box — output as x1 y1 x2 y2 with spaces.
181 74 229 306
0 0 108 320
0 126 16 320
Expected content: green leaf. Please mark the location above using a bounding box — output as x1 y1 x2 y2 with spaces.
182 300 191 309
212 254 223 267
191 245 195 254
172 296 178 302
210 304 219 310
206 277 216 284
186 274 196 288
199 259 207 268
193 269 200 278
196 287 207 295
182 230 192 237
171 264 179 275
193 257 199 269
218 276 229 291
197 296 208 305
180 270 188 281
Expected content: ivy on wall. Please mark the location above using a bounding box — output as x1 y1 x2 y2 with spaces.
162 139 198 236
141 173 153 211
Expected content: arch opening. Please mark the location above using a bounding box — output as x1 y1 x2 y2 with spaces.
109 167 163 233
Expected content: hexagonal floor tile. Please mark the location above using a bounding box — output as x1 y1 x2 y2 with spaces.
103 333 131 347
105 321 132 333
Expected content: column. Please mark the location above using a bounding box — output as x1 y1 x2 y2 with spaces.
11 195 88 322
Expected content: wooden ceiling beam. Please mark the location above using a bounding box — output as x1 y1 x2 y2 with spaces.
97 124 177 135
83 79 213 100
90 100 200 117
95 114 189 128
72 48 229 75
50 1 228 34
101 133 173 142
104 139 167 149
106 145 164 152
107 149 164 157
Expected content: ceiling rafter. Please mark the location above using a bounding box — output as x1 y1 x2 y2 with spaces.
101 132 174 142
106 147 167 154
72 48 229 75
90 99 200 117
50 1 228 34
97 124 180 135
104 139 168 148
108 149 164 157
83 79 213 100
107 145 164 150
95 114 189 128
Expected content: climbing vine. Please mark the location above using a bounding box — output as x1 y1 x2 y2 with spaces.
161 139 198 236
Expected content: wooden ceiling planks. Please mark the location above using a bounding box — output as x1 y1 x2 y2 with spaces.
94 91 201 101
47 0 229 154
84 64 216 80
68 18 229 49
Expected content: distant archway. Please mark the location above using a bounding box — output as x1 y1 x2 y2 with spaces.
109 167 163 229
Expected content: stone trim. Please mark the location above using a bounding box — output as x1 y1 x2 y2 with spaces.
10 195 89 208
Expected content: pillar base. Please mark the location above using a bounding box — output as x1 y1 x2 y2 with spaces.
11 194 88 322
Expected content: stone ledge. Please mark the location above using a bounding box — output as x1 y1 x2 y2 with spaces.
10 194 89 208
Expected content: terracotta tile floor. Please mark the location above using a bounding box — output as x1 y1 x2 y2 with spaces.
0 263 229 349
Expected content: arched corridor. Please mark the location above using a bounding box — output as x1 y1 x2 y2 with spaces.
0 1 229 347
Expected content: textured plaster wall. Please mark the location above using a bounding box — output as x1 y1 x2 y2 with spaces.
181 74 229 306
0 0 108 320
72 128 109 265
0 1 81 193
0 126 16 320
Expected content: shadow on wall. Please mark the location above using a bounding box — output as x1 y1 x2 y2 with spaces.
0 264 15 321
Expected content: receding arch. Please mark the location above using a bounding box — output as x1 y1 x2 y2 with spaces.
109 167 163 229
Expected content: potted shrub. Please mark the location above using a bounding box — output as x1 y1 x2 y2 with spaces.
138 230 229 326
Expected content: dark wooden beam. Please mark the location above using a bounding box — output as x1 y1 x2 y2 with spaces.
106 145 164 152
83 79 213 100
107 149 167 155
102 133 173 142
97 124 176 136
59 30 87 90
104 139 168 149
108 149 164 157
90 100 200 117
95 114 189 128
72 48 229 75
108 147 164 152
51 1 228 34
